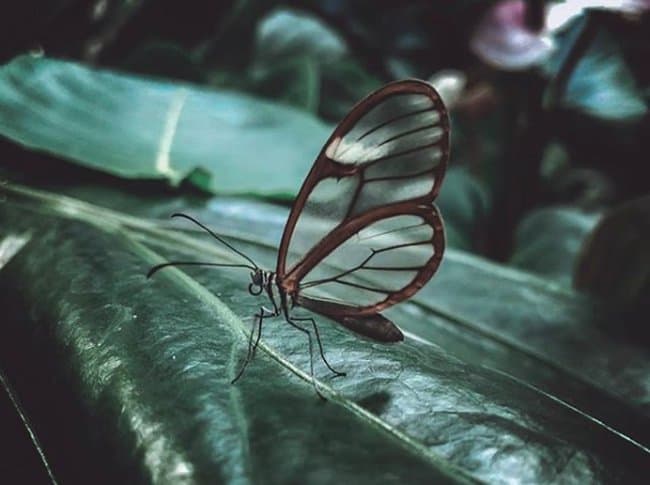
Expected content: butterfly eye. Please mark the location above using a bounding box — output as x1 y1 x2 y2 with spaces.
248 271 264 295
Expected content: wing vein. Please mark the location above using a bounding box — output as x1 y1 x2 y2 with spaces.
356 106 437 142
300 250 375 289
362 266 424 271
377 122 439 147
364 167 435 183
373 239 433 253
355 221 427 242
324 279 392 294
344 172 365 219
364 141 445 168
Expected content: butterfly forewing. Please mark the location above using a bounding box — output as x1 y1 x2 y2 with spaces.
275 80 449 336
278 80 449 281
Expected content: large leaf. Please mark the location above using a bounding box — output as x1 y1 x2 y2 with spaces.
254 8 348 66
574 195 650 342
239 8 382 120
544 19 647 121
134 195 650 433
1 182 648 483
509 206 601 284
0 55 331 197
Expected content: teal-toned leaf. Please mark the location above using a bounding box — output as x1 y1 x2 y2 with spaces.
575 195 650 309
254 8 348 66
545 21 647 121
510 206 601 285
1 182 648 483
318 58 382 121
109 192 649 430
435 167 491 251
246 54 321 113
0 55 331 197
212 7 346 115
245 8 381 121
0 184 474 484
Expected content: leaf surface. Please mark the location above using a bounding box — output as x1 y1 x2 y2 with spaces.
0 55 331 197
1 183 648 484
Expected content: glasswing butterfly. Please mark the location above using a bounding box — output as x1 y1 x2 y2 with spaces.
148 79 449 397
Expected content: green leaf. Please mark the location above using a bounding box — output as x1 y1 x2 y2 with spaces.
1 182 648 483
545 20 647 121
253 8 348 66
0 55 331 197
143 196 650 432
244 8 381 121
318 58 382 121
209 7 344 115
435 167 491 251
246 54 321 113
510 206 601 285
575 195 650 316
0 185 473 484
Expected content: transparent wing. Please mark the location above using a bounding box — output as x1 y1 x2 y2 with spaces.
277 79 449 279
289 204 444 314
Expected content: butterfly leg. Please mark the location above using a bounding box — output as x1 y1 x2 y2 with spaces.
282 317 326 400
231 307 273 385
251 306 275 358
289 315 346 378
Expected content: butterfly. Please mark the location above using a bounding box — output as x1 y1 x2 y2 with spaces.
148 79 449 397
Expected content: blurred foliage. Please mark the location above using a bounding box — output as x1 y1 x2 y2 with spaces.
1 0 649 483
575 195 650 339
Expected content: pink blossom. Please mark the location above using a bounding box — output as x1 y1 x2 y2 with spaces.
471 0 649 71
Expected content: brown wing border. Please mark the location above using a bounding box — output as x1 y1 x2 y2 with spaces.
276 79 450 279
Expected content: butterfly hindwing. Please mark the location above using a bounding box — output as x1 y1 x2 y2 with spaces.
296 296 404 342
293 204 444 313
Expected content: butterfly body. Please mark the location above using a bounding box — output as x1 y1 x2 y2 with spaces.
248 266 405 343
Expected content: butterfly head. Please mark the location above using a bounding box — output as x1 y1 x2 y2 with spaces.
248 269 265 296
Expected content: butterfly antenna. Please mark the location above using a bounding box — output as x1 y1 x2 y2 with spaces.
171 213 259 269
